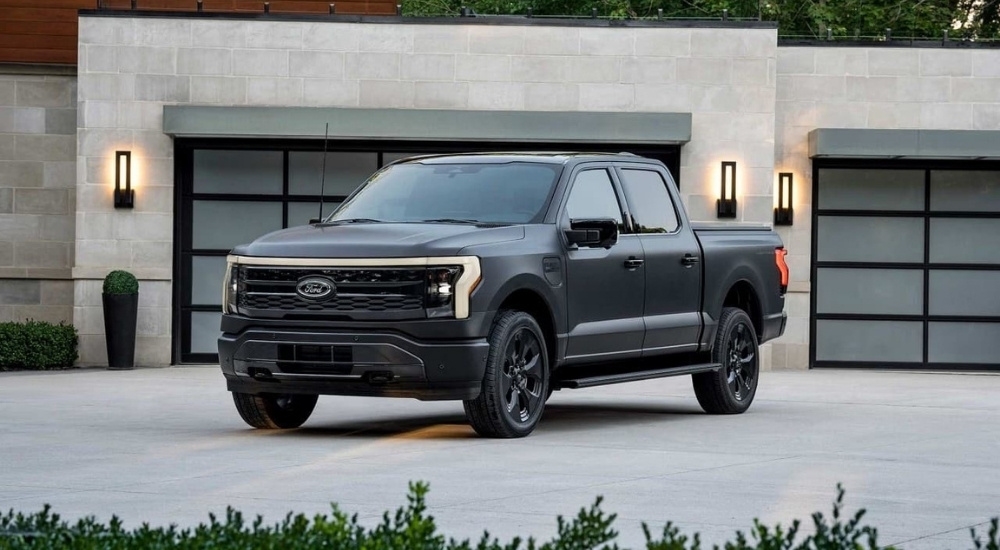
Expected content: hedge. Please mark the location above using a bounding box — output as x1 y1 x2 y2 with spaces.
0 321 78 371
0 484 997 549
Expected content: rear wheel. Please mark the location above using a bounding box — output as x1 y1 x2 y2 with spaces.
692 307 759 414
464 310 549 438
232 392 318 429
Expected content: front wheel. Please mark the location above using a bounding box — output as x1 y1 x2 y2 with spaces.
692 307 759 414
463 310 549 438
232 392 318 429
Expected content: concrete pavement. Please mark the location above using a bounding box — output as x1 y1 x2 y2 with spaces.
1 366 998 549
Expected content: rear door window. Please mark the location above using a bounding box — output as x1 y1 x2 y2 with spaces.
619 169 680 234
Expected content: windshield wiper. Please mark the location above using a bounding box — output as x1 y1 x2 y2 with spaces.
420 218 482 224
322 218 384 225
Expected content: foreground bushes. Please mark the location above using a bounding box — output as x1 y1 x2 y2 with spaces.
0 484 997 549
0 321 78 371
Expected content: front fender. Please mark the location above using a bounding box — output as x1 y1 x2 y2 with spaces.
483 272 565 334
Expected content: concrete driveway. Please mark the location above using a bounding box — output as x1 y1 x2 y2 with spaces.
1 366 998 549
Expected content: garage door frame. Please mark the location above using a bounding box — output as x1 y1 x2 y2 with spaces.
172 137 682 365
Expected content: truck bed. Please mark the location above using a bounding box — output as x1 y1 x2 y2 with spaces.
692 221 786 346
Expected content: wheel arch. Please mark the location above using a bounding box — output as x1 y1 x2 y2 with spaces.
490 286 559 372
721 279 763 340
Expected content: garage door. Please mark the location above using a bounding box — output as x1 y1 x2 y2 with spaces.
173 139 680 364
812 163 1000 369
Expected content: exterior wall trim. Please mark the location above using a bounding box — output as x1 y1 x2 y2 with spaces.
809 129 1000 160
779 40 1000 50
80 10 777 29
0 63 77 76
163 106 694 144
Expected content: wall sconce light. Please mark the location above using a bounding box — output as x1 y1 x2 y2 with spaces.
774 172 794 226
717 161 737 218
114 150 134 209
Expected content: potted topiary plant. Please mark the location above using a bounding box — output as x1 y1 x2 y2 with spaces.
103 270 138 370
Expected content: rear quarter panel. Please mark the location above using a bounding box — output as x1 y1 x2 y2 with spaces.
695 225 786 345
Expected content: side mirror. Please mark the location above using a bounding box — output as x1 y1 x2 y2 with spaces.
565 218 619 249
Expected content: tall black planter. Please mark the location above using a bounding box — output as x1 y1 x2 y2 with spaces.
103 293 138 370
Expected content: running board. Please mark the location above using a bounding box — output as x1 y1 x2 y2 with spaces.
554 363 721 390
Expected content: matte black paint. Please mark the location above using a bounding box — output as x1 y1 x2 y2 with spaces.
219 153 787 398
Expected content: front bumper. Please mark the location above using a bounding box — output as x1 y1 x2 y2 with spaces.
219 325 490 401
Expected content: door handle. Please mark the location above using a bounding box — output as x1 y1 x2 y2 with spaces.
681 254 700 267
624 257 644 269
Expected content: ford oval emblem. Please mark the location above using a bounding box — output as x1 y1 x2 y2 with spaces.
296 276 335 301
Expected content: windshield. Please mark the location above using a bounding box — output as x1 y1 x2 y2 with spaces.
326 162 561 225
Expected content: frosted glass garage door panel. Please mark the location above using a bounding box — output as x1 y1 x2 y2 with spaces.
818 169 924 211
817 217 924 263
193 150 283 195
930 171 1000 212
287 202 341 227
190 312 222 354
288 152 378 196
929 270 1000 316
191 256 227 307
928 323 1000 364
929 219 1000 264
192 201 282 251
816 268 923 315
815 320 923 363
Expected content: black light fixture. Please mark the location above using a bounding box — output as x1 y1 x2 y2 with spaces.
717 161 737 218
774 172 794 226
114 150 134 209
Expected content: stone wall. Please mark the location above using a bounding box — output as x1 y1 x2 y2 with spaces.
770 46 1000 369
76 15 779 367
0 68 76 325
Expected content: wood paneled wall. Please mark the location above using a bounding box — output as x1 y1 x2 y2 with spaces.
0 0 396 65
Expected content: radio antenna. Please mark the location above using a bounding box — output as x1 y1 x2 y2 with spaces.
317 122 329 222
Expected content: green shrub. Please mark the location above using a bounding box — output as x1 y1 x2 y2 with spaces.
103 270 138 295
0 321 78 371
0 483 997 549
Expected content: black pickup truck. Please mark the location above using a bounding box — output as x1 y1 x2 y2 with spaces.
219 153 788 438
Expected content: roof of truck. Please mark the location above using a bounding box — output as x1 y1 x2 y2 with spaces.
387 152 662 166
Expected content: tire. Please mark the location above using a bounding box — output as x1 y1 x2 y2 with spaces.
692 307 759 415
463 310 549 438
232 392 318 429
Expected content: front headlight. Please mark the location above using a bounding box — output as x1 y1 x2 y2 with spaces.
222 262 238 314
425 266 462 318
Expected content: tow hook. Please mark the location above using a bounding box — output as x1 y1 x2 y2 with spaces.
365 371 395 385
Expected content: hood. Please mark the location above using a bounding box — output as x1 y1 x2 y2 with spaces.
231 222 525 258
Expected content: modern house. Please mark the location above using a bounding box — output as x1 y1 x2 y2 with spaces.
1 1 998 370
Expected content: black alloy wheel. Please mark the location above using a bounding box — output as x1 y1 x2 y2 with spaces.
500 327 545 423
725 322 757 401
464 310 549 438
692 307 759 414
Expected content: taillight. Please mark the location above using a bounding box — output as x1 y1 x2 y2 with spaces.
775 248 789 293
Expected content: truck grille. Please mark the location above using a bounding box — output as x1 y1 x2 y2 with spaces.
236 266 425 319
